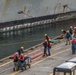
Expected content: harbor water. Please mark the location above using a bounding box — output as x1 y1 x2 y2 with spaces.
0 23 76 59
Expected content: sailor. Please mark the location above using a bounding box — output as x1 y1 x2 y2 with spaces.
61 29 66 38
18 53 25 70
43 40 48 57
47 39 52 56
69 26 73 35
20 46 24 53
44 34 50 42
65 30 71 45
61 29 66 34
13 52 19 71
71 38 76 54
17 46 24 56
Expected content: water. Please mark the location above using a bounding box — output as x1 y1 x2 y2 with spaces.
0 23 76 59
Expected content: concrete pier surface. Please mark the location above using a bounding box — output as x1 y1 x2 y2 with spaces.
0 38 76 75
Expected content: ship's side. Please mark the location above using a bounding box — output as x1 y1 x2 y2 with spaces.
0 0 76 23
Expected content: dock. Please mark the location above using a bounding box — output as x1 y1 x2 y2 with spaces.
0 38 76 75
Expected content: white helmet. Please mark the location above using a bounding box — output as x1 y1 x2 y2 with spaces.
15 52 18 54
44 34 47 36
21 46 24 49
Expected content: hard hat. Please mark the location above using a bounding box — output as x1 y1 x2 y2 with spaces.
61 29 63 31
45 39 47 42
44 34 47 36
21 53 24 56
21 46 24 49
15 52 18 55
70 26 72 28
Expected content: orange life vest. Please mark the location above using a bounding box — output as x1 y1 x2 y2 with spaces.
48 42 53 47
49 42 53 46
72 39 76 44
13 54 18 61
19 54 25 62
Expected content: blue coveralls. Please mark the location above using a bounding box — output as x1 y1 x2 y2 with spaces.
69 28 73 35
72 44 76 54
65 32 71 45
47 41 51 56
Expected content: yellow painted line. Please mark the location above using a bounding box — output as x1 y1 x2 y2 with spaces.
0 61 13 67
0 43 63 68
32 49 70 66
11 48 70 75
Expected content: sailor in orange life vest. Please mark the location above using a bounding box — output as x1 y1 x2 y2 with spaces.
13 52 19 71
18 53 25 70
47 39 53 56
71 38 76 54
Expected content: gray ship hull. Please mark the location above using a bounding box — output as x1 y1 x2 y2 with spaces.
0 0 76 22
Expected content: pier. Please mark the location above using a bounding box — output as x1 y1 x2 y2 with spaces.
0 37 76 75
0 11 76 75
